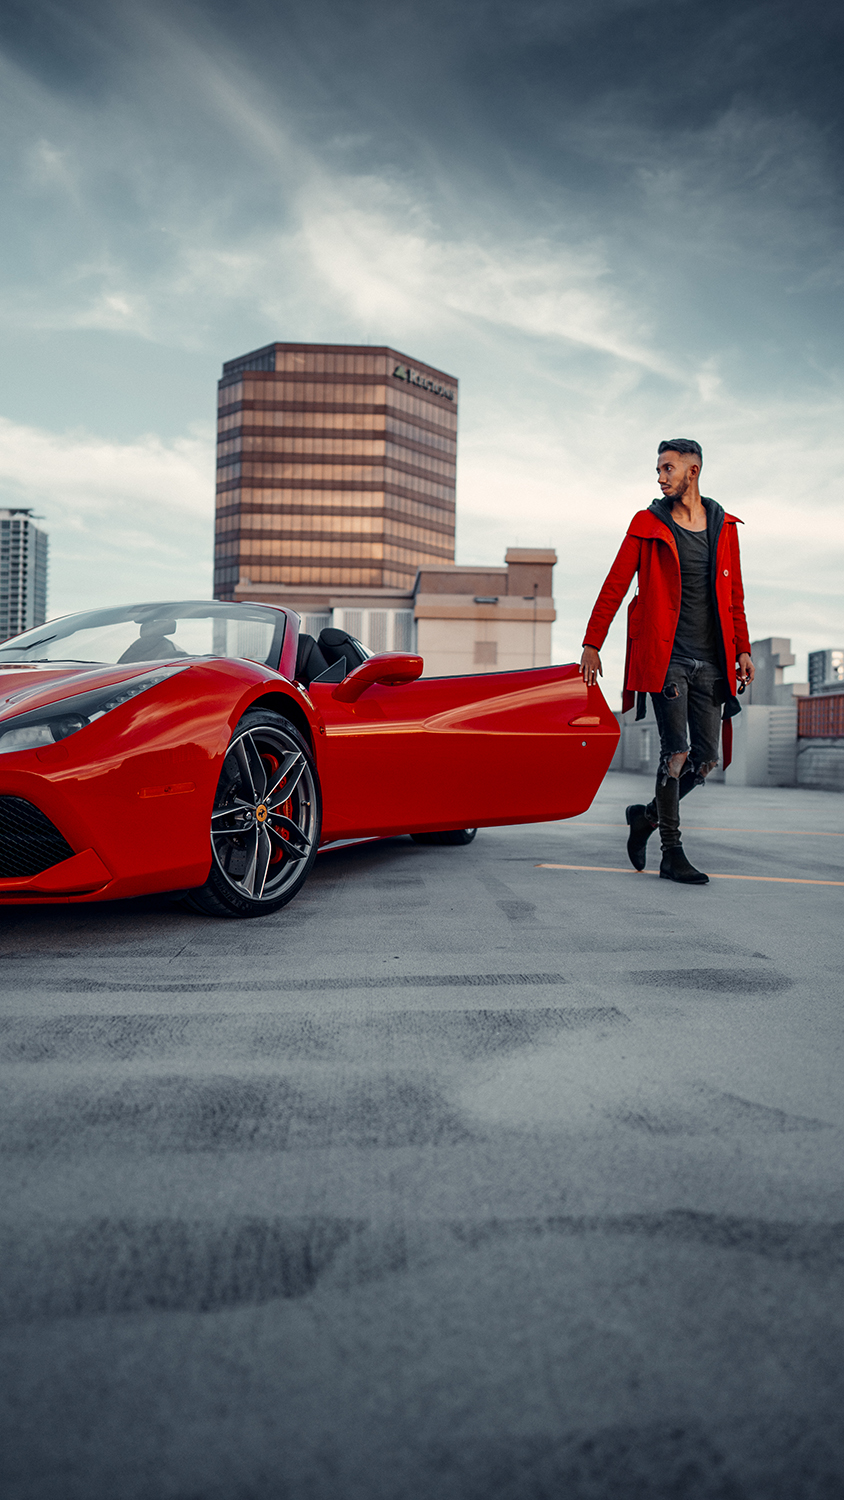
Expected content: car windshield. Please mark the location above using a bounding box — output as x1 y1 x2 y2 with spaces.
0 602 286 667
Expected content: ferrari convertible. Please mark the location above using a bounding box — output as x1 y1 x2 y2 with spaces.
0 600 619 917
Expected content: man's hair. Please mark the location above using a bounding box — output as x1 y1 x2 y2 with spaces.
658 438 703 466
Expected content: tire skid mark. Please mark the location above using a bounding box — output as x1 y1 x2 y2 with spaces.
3 1209 842 1325
0 1006 628 1062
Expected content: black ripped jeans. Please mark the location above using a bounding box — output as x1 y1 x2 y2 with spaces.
647 657 723 850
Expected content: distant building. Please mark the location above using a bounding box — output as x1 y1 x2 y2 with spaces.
611 635 809 787
0 509 48 643
413 549 557 675
215 342 458 638
611 633 844 792
808 648 844 695
743 638 808 708
239 545 557 672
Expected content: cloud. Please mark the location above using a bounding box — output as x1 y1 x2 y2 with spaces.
26 137 79 195
0 0 840 688
0 416 213 515
0 417 215 615
1 0 840 382
453 378 844 687
296 180 672 374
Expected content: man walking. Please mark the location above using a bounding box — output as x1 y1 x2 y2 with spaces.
580 439 754 884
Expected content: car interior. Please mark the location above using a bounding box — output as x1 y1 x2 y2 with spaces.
117 619 189 664
294 627 370 688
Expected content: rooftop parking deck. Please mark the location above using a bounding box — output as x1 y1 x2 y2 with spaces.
1 771 842 1498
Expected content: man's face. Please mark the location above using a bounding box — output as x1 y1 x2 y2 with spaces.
656 450 697 502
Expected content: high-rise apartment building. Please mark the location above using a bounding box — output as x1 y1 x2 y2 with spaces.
214 344 457 632
808 648 844 695
0 509 48 643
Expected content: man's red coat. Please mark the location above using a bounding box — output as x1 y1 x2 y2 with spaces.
583 508 752 763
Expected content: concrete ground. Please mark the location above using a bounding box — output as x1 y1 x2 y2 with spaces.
1 770 842 1500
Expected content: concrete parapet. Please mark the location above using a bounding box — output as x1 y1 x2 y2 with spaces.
796 738 844 792
608 701 800 787
723 703 797 787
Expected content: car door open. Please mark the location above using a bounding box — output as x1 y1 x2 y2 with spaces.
310 659 618 843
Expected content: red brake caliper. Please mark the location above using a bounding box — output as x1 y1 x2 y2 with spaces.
262 753 290 864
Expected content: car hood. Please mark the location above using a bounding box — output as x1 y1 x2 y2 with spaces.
0 661 197 722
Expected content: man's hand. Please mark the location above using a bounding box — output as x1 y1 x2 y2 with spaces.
737 652 755 687
580 646 602 687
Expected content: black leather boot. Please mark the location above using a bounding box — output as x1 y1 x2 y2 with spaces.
625 804 658 871
659 845 709 884
644 767 697 826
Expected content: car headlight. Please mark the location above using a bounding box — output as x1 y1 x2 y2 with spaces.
0 664 189 756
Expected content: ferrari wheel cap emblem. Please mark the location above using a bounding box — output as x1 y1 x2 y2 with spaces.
255 804 268 824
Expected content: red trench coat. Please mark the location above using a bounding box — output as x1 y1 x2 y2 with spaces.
583 508 752 768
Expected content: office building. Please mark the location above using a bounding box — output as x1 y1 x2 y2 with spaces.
808 648 844 695
0 509 48 643
215 343 457 648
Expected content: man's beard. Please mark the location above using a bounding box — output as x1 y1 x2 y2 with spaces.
664 474 691 503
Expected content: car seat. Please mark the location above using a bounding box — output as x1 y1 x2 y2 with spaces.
118 619 188 664
294 633 330 686
316 629 369 676
294 628 370 688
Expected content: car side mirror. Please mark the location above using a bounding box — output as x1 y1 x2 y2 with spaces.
332 652 424 703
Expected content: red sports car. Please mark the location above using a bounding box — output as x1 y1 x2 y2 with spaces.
0 601 619 917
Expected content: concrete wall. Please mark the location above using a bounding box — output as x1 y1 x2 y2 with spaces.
796 738 844 792
608 700 801 788
415 615 554 676
604 634 843 791
413 548 557 677
723 704 797 787
608 702 661 777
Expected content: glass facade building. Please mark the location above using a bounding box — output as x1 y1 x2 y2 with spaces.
214 343 457 601
0 509 48 643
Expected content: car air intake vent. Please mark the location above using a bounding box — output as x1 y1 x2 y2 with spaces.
0 796 75 877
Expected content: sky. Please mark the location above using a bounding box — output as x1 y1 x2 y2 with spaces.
1 0 842 699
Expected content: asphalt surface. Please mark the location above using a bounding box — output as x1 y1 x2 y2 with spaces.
1 770 843 1500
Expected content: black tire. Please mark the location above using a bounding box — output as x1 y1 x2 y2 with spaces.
411 828 478 846
187 711 321 918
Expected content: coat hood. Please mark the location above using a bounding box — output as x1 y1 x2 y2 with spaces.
644 495 742 529
647 495 726 530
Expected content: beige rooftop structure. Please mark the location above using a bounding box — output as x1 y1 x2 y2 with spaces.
413 548 557 676
237 544 557 676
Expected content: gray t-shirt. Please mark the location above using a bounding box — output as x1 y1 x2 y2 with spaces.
669 523 720 664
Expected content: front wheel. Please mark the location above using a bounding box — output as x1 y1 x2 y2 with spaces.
411 828 478 846
187 711 321 918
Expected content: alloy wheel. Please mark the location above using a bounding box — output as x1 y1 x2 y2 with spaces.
210 722 318 903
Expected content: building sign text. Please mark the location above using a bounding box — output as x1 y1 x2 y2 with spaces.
392 365 455 401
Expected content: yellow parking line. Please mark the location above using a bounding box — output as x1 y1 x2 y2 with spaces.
535 863 844 887
570 823 844 837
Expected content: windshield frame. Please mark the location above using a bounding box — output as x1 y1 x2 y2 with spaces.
0 601 288 670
